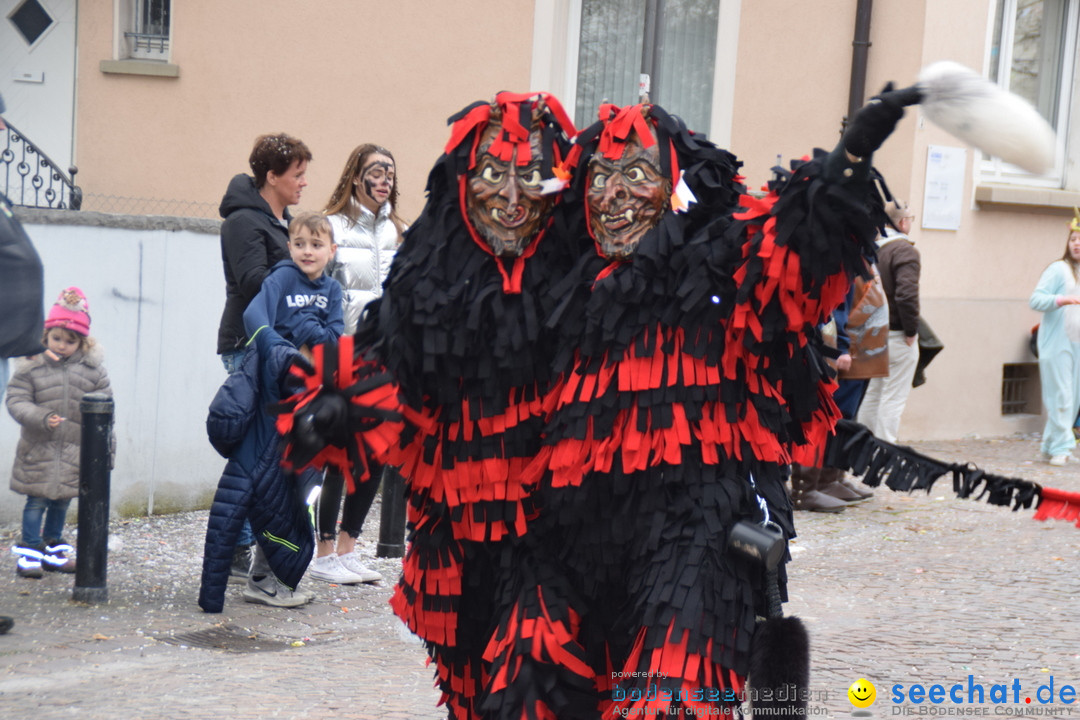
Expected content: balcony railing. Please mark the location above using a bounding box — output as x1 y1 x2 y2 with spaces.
0 120 82 210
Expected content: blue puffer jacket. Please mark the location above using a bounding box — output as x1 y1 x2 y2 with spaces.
198 328 318 613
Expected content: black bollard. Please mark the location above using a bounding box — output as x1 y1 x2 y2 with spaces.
73 392 113 604
376 465 407 558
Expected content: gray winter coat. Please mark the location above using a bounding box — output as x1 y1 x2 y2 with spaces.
6 345 113 500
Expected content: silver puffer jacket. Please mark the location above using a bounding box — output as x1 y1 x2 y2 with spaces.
329 201 401 334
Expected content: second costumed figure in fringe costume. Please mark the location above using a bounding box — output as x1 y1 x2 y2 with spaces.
482 95 911 719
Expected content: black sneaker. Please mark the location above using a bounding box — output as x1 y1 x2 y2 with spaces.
229 544 254 583
0 616 13 634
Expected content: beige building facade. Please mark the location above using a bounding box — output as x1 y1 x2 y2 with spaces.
3 0 1078 441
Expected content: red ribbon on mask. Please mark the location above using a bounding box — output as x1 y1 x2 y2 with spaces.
596 104 657 160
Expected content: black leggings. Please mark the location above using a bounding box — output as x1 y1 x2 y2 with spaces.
317 465 381 542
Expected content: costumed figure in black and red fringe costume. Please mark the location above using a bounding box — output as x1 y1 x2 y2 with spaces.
276 63 1076 720
350 92 580 719
479 93 918 720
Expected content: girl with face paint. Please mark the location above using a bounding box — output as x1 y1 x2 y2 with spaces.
1030 214 1080 467
307 145 410 587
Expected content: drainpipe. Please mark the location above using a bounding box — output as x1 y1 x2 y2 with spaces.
640 0 666 102
845 0 874 130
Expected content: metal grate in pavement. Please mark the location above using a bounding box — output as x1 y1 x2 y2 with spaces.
153 624 292 653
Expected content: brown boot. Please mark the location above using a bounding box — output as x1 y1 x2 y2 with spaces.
790 464 847 513
818 467 871 503
841 476 874 499
819 467 874 500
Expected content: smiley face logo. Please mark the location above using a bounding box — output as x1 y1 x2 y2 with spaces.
848 678 877 708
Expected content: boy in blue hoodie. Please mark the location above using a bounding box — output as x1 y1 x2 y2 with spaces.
244 211 344 353
228 211 342 607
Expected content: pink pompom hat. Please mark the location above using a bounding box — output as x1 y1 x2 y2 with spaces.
45 286 91 337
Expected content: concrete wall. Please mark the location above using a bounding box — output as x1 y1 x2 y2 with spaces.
0 210 228 526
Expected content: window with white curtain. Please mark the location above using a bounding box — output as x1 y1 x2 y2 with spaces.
574 0 720 134
982 0 1078 187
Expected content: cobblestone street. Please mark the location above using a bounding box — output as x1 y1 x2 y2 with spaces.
789 434 1080 719
1 433 1078 720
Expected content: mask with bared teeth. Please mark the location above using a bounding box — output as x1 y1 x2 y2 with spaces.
585 107 671 260
465 112 553 258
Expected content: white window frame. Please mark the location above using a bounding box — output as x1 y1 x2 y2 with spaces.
113 0 171 62
530 0 741 147
980 0 1079 189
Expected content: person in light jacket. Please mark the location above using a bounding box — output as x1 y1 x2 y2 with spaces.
308 144 407 585
1030 215 1080 466
326 144 406 333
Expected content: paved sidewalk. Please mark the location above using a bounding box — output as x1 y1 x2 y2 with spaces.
2 433 1079 720
0 499 444 720
788 434 1080 719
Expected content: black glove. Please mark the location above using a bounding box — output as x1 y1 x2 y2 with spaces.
291 392 349 465
843 82 923 159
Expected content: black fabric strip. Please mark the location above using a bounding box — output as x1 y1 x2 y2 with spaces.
826 418 1041 511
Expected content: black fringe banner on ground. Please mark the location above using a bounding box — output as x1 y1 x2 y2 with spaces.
826 419 1080 528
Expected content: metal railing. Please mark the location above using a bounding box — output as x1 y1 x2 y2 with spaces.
123 31 169 54
126 0 170 56
0 120 82 210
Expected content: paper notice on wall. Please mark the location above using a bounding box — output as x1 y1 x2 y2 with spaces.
922 145 967 231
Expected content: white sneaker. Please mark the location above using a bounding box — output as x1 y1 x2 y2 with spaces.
307 554 367 585
1049 454 1069 467
337 551 383 583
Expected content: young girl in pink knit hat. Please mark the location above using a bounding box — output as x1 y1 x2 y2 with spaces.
6 287 114 578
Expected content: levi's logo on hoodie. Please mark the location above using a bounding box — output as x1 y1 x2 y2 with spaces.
285 294 329 310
